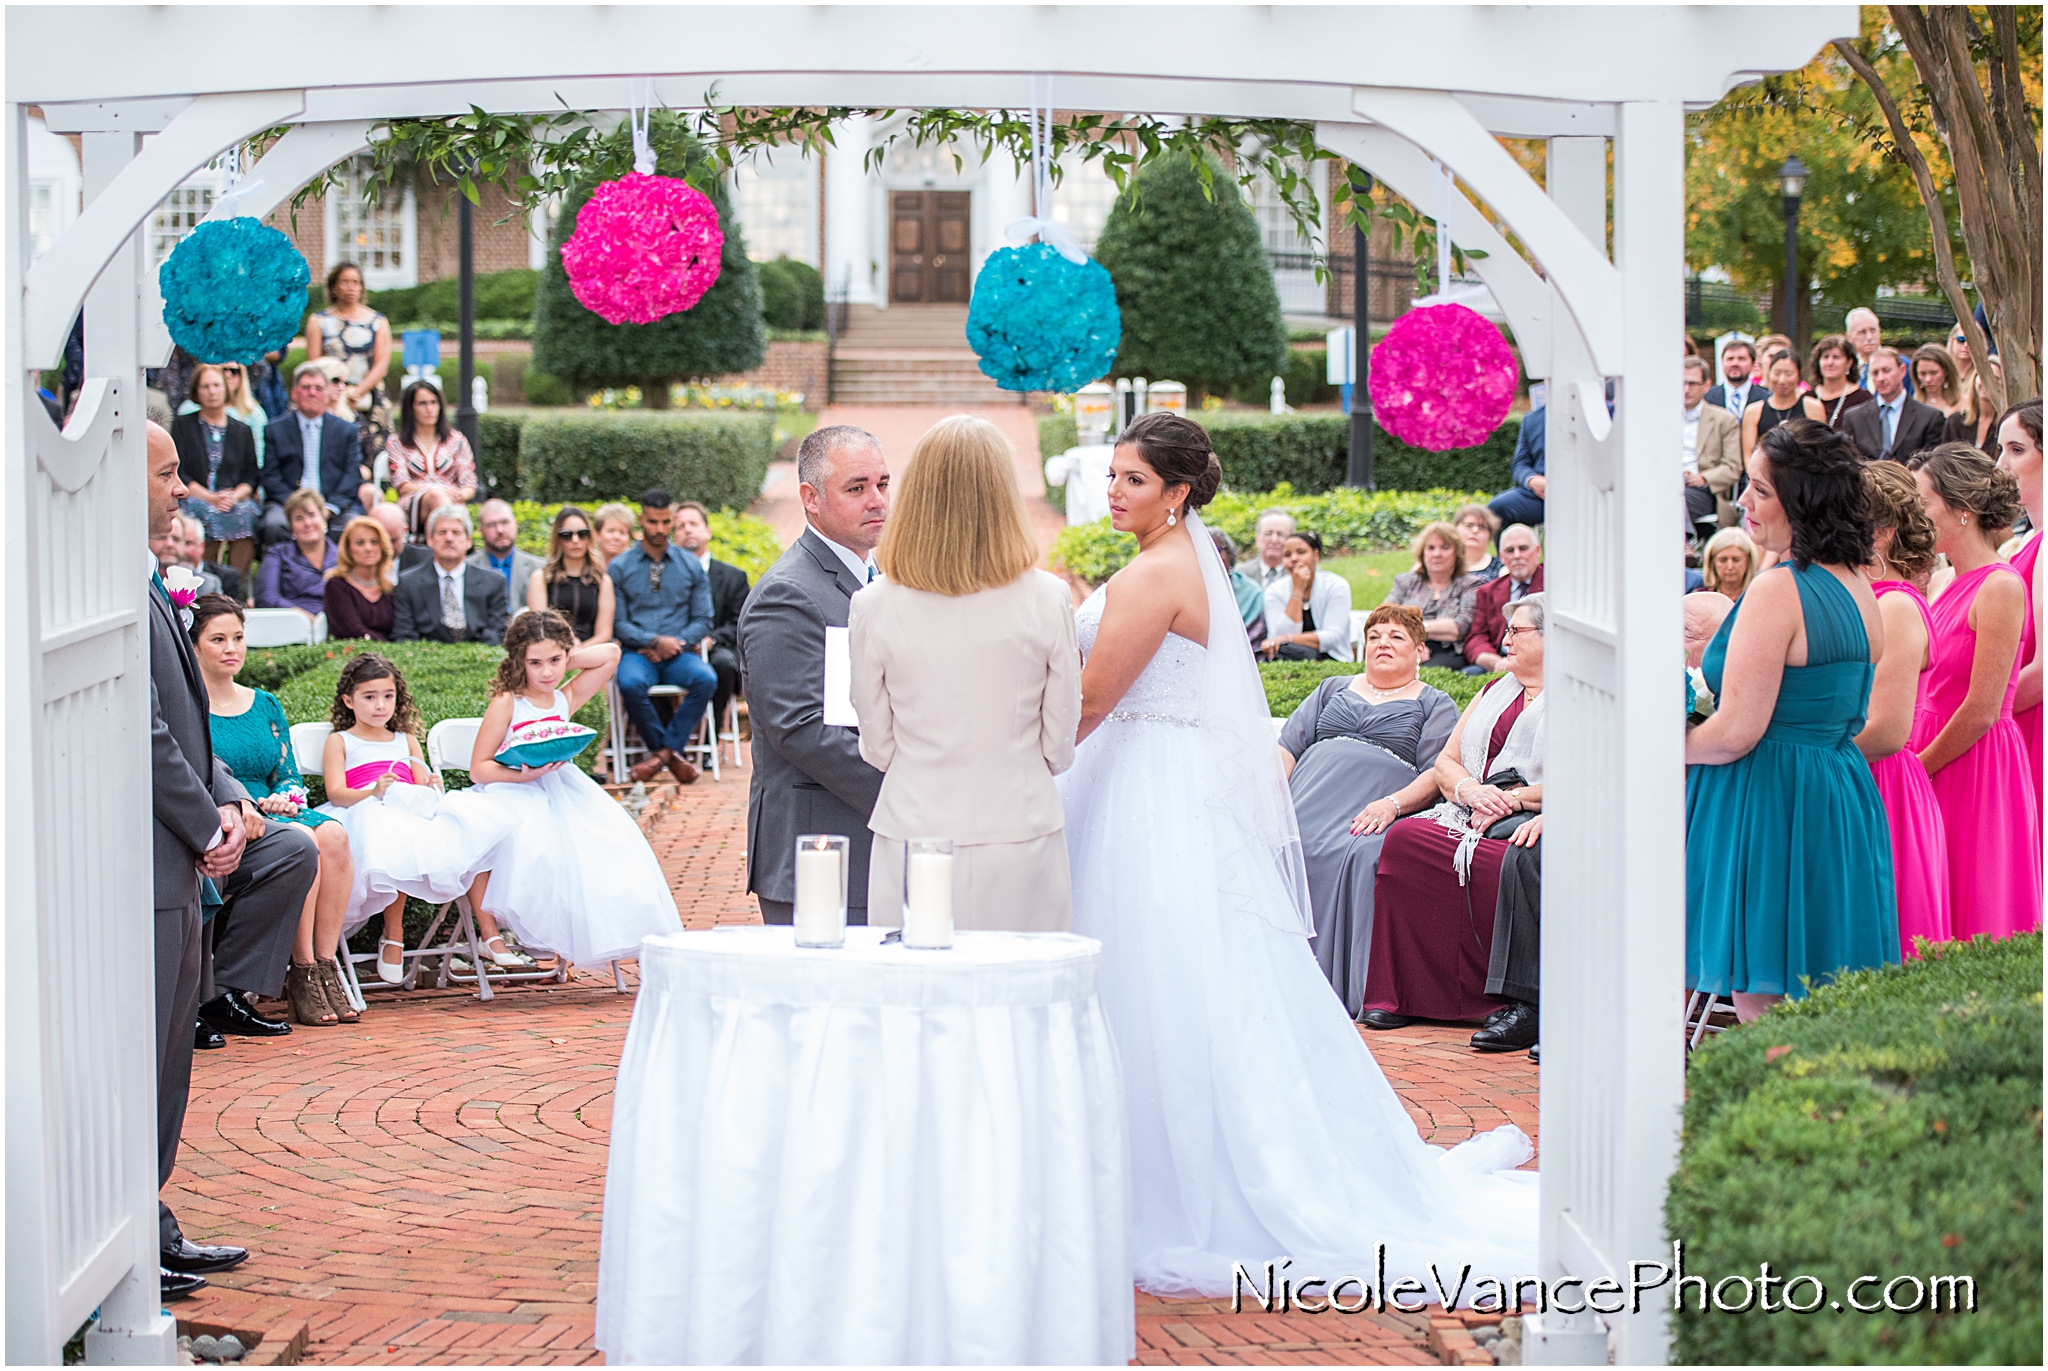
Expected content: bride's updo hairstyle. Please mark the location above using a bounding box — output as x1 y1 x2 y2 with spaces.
1118 411 1223 512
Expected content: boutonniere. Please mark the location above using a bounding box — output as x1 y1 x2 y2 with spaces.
163 565 203 629
274 782 309 817
1686 665 1716 725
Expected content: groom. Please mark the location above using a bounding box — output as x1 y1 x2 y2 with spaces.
738 426 890 924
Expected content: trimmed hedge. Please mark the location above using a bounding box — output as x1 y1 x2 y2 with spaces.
1196 412 1519 495
1668 933 2041 1365
518 410 774 510
758 257 826 331
1231 346 1338 408
507 500 782 583
368 267 538 328
1262 661 1490 718
476 411 526 498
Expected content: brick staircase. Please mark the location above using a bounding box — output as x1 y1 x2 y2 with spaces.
829 304 1026 406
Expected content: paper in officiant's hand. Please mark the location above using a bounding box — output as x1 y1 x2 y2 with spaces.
823 625 857 726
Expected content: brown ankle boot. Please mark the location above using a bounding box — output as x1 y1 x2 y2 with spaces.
285 961 337 1027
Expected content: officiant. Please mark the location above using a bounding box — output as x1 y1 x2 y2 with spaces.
737 426 890 924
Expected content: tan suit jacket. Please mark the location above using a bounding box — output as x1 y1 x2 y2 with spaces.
849 569 1081 845
1693 403 1744 526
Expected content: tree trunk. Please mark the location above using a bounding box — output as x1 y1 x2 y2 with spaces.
641 379 673 409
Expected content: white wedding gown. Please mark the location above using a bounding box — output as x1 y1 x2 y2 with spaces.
1059 567 1539 1299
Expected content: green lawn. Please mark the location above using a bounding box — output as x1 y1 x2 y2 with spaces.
1322 549 1415 607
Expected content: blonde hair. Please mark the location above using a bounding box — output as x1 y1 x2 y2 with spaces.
327 515 394 592
876 415 1038 595
1699 526 1759 599
1409 520 1462 577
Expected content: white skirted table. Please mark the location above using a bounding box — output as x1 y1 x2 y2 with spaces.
595 926 1134 1366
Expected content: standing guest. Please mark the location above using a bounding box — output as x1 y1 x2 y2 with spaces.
1684 357 1744 538
262 361 368 544
1996 400 2043 812
323 515 396 641
468 499 543 608
592 502 637 570
1808 334 1873 431
1911 443 2041 938
302 261 393 467
609 489 716 786
1260 530 1352 661
1212 529 1268 649
1281 604 1461 1017
1233 507 1296 588
175 361 269 467
391 503 510 644
1462 524 1544 673
189 596 360 1023
1359 597 1549 1051
1942 358 2003 456
1911 344 1963 418
1741 349 1827 461
849 414 1082 931
738 426 890 925
1487 405 1546 527
172 365 262 579
1687 420 1898 1023
1844 307 1885 390
255 490 337 620
672 500 749 728
384 379 477 530
526 505 615 645
1706 339 1767 415
1454 503 1503 580
1383 521 1482 670
1855 463 1951 956
1947 324 1975 393
1698 526 1760 601
1845 348 1944 463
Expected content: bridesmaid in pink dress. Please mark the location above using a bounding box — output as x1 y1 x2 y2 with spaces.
1855 463 1950 955
1995 401 2042 818
1912 444 2042 938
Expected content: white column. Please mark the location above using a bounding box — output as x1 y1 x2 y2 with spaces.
824 115 875 307
974 140 1032 290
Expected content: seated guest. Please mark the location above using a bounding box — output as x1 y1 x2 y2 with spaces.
1454 503 1502 581
384 379 477 530
1843 347 1942 462
255 490 337 620
1684 591 1734 670
672 499 749 725
1211 529 1267 650
609 488 716 785
153 519 220 597
1260 530 1352 661
392 503 510 644
1383 521 1482 670
1461 523 1543 674
177 514 243 603
323 515 396 641
592 501 637 571
526 505 615 645
366 501 429 577
1360 595 1548 1052
1699 526 1758 600
1487 404 1545 527
468 499 543 608
261 361 369 545
1281 604 1461 1017
1233 506 1296 589
172 364 263 580
1685 356 1744 538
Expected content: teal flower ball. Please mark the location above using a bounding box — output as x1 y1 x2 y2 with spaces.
966 243 1121 393
158 217 309 364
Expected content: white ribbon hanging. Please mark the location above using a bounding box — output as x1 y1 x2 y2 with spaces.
216 145 266 219
1002 74 1088 265
628 76 656 176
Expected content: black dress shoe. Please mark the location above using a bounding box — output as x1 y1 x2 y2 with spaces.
160 1267 207 1301
1359 1009 1416 1031
162 1236 249 1274
1471 1000 1539 1052
198 991 292 1038
194 1020 225 1051
1529 1042 1540 1063
1481 1003 1514 1026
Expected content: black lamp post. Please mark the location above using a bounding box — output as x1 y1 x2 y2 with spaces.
1777 156 1807 346
1345 170 1376 489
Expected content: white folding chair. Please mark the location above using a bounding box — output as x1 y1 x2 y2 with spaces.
721 696 745 768
311 611 328 644
290 721 370 1012
244 607 316 648
1684 990 1734 1051
1349 609 1370 662
609 681 697 778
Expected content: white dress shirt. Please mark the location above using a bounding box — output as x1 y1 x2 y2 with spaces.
1264 569 1354 659
813 526 877 584
1682 402 1704 475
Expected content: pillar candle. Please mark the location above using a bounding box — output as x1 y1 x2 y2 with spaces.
794 844 844 946
903 850 954 948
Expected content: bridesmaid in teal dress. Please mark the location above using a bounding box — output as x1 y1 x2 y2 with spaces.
188 594 360 1027
1686 420 1899 1022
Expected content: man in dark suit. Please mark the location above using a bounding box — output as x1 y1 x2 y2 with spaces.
1487 406 1546 527
1461 525 1545 673
1704 338 1768 416
1843 348 1946 462
145 423 318 1300
260 363 370 544
674 500 752 727
392 503 511 643
737 426 889 925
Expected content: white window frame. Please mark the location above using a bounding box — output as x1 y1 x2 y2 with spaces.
1048 157 1120 255
731 145 820 266
324 155 417 289
148 167 225 270
1249 160 1328 315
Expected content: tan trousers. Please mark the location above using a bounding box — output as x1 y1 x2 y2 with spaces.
867 829 1073 932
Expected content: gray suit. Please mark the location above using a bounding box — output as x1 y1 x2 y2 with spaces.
737 528 885 920
468 546 545 614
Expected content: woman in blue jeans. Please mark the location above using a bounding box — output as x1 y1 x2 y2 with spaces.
608 490 716 786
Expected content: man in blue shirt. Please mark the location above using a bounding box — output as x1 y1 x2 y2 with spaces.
610 488 717 786
1487 405 1546 527
467 499 543 607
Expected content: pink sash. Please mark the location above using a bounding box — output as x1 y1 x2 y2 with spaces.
344 758 417 790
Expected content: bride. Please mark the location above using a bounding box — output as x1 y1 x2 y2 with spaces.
1058 412 1539 1298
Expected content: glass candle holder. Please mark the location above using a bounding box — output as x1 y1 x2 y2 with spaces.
903 838 955 949
793 834 849 948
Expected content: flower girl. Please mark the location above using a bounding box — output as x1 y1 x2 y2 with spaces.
465 609 681 967
319 654 519 982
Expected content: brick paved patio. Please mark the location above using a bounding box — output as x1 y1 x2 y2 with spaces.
168 763 1536 1366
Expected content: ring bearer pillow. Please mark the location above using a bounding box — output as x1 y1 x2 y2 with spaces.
494 716 597 770
343 757 427 791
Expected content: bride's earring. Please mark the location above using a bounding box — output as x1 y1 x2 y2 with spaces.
1167 506 1178 528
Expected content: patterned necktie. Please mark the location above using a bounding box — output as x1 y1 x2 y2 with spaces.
1882 402 1897 454
441 572 465 632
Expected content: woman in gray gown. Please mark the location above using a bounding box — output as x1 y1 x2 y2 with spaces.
1277 604 1462 1018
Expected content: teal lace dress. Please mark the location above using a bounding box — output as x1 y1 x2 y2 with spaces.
210 688 334 830
1686 563 1899 997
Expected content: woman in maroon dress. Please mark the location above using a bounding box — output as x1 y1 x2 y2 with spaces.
322 515 396 641
1359 595 1548 1045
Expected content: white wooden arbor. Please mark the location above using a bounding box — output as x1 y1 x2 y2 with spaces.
6 6 1857 1363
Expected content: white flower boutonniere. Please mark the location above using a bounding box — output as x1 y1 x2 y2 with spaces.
163 565 204 631
1686 665 1716 726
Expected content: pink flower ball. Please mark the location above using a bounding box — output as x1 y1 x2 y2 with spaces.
1367 303 1519 451
559 172 725 325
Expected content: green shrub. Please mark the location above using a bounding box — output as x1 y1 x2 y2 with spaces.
1038 414 1080 517
520 368 577 407
757 257 826 331
518 410 774 511
476 411 526 497
1668 934 2042 1365
1095 154 1287 400
369 267 540 328
1231 347 1337 408
236 644 335 695
507 499 782 583
1193 412 1519 494
1262 661 1491 718
532 120 766 396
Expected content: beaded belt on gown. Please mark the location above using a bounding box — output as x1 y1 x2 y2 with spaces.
1103 709 1198 728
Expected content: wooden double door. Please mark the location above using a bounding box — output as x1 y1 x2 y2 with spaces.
890 191 971 304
